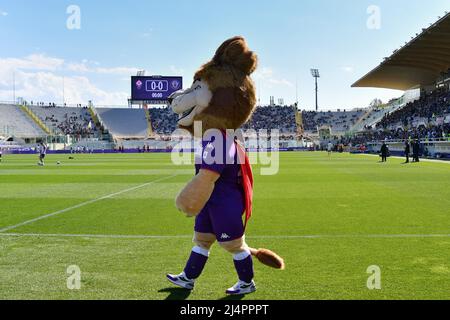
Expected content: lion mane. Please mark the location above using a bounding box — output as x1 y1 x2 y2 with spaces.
181 36 258 133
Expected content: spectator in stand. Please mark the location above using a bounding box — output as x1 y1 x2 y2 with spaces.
377 87 450 130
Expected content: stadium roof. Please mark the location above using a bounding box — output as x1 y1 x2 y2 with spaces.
352 12 450 90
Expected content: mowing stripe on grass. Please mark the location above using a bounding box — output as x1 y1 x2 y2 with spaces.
0 233 450 239
0 174 179 233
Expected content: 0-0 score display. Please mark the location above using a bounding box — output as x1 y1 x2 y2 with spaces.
131 76 183 102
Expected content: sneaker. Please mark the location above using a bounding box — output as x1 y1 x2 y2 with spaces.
225 280 256 295
166 272 195 290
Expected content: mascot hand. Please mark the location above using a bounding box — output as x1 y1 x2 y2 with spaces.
175 169 219 217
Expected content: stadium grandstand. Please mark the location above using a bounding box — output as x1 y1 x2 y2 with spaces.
301 109 366 134
0 104 46 139
0 101 305 151
346 12 450 158
95 108 150 139
1 12 450 159
242 105 298 133
148 107 178 135
29 104 97 137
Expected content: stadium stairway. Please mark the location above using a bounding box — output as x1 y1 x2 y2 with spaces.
350 108 374 132
20 105 53 135
362 101 407 131
144 108 154 137
294 108 304 135
89 106 112 141
88 106 101 129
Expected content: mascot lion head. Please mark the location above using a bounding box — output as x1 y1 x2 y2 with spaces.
168 36 258 135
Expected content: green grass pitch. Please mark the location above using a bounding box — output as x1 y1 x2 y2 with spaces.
0 152 449 300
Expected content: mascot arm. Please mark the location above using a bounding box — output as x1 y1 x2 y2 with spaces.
176 169 220 217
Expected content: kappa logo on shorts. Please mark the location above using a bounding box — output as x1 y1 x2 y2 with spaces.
220 233 230 240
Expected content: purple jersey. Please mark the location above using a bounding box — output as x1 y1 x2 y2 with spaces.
195 136 242 194
194 135 245 242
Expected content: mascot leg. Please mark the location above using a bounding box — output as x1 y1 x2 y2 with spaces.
166 232 215 290
184 232 215 279
219 236 256 295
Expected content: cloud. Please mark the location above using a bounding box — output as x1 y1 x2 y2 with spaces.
253 67 294 88
0 69 128 105
66 62 90 73
0 54 133 105
61 75 129 105
340 66 354 73
0 54 64 72
0 54 63 89
95 66 140 75
140 28 154 38
169 65 184 75
67 61 139 75
0 54 138 76
254 67 273 80
0 11 7 16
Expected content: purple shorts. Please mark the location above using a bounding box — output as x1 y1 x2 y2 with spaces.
194 184 245 242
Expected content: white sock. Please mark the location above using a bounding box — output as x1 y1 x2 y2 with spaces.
233 249 251 261
192 245 210 257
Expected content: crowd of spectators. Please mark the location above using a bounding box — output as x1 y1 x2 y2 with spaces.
377 87 450 129
36 107 96 137
148 105 299 135
55 111 95 136
148 107 178 135
19 85 450 145
338 123 450 146
242 105 297 133
302 109 364 132
325 86 450 146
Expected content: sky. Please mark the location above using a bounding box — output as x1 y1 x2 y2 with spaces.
0 0 449 110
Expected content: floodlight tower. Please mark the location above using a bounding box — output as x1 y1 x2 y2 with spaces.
310 69 320 111
13 71 16 105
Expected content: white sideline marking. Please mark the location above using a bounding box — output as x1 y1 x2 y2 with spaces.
0 233 449 240
0 174 178 233
0 233 192 239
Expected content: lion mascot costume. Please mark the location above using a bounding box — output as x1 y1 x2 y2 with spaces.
167 36 284 295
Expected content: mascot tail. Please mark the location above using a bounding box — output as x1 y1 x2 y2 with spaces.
249 247 285 270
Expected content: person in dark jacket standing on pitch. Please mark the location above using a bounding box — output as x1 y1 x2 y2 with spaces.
412 139 420 163
404 140 410 163
380 141 388 162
